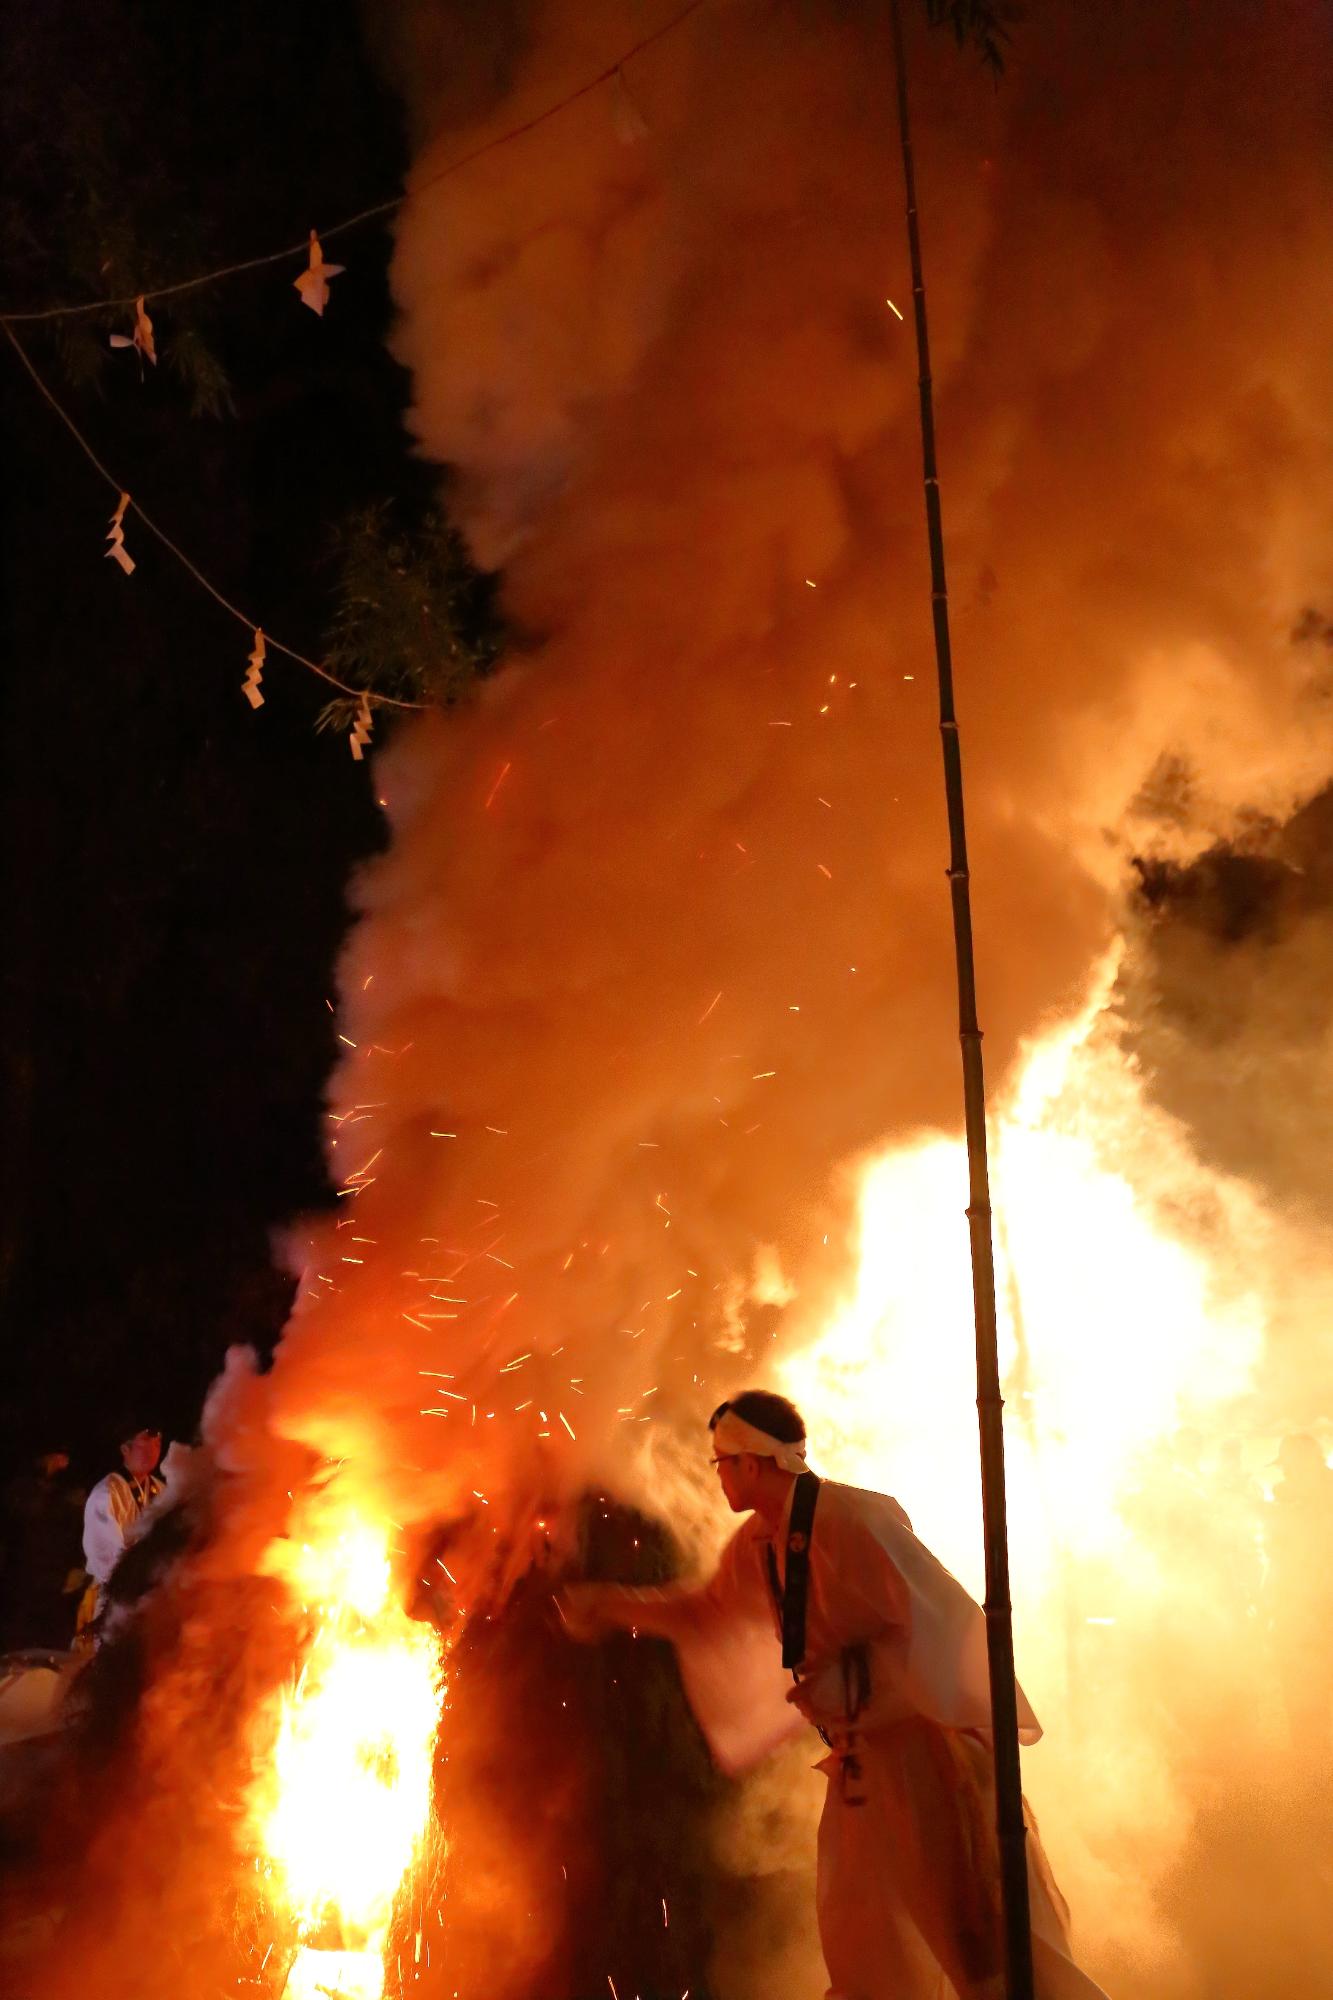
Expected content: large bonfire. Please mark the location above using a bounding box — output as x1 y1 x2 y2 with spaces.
19 3 1333 1998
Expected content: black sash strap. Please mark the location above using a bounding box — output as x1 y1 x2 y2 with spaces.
764 1469 821 1669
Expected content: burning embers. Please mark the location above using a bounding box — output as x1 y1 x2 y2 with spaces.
245 1517 444 2000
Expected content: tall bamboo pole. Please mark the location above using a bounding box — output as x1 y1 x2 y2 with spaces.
887 5 1035 1995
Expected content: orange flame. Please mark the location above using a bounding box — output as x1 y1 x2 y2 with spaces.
246 1513 444 2000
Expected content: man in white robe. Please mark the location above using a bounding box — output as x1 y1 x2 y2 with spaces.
564 1390 1109 2000
81 1426 164 1622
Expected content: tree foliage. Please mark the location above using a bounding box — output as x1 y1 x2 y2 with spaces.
318 501 505 727
925 0 1023 73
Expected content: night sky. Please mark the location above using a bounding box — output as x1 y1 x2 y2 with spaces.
2 0 420 1479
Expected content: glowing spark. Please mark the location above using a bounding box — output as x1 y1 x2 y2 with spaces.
698 990 723 1025
817 864 833 879
886 297 904 319
559 1412 576 1440
484 761 513 809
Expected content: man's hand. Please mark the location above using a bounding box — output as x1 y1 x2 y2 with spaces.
556 1582 628 1641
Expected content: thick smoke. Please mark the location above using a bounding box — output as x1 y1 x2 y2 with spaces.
364 3 1333 1993
276 0 1333 1520
22 4 1331 1996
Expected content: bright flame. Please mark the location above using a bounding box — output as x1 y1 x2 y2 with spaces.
283 1948 385 2000
778 966 1301 1962
782 959 1267 1592
247 1514 443 1999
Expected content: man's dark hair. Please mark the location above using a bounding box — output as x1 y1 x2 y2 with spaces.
709 1390 806 1444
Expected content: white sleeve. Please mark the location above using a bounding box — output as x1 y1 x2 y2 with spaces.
671 1529 803 1774
82 1477 132 1584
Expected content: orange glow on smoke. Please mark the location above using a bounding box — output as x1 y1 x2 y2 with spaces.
776 957 1321 1959
246 1515 443 2000
781 957 1266 1595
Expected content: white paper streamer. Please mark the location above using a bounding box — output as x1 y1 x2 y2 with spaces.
109 295 157 365
349 693 373 761
243 629 266 709
105 492 135 575
294 231 345 317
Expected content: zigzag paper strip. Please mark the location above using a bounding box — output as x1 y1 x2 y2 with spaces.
349 694 373 761
109 296 156 365
106 492 135 575
243 629 267 709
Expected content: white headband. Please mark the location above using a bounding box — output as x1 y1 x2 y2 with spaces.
712 1409 809 1477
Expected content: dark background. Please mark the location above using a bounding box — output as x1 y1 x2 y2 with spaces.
1 0 421 1485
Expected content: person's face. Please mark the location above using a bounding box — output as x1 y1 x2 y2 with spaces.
121 1431 161 1478
713 1449 763 1513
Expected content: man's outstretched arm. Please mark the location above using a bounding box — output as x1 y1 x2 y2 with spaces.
558 1579 711 1642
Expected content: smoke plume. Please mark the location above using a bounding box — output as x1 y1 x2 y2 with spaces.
22 4 1332 1996
365 3 1332 1992
299 0 1333 1516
